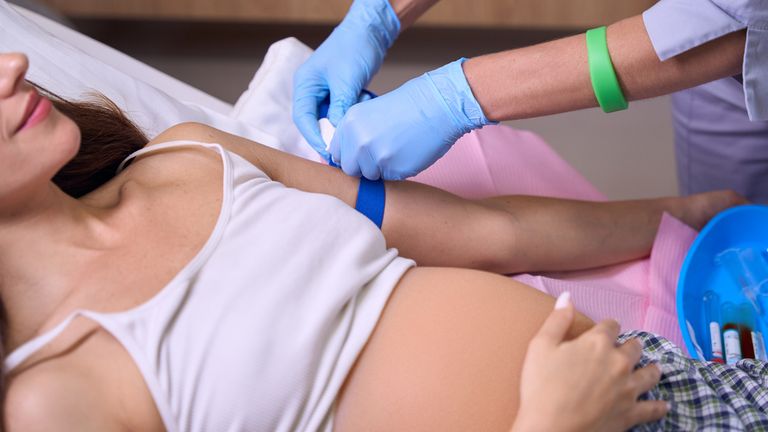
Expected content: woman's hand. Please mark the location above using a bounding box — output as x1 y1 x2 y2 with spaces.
677 190 748 231
511 293 668 432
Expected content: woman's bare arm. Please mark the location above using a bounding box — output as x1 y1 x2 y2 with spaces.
155 123 742 274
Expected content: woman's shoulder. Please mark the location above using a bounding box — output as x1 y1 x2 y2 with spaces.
123 122 225 188
151 121 219 145
104 122 226 234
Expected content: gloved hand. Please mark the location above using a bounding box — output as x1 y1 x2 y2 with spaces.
330 58 495 180
292 0 400 161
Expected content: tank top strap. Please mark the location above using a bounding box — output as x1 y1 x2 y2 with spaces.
4 309 107 374
117 140 228 173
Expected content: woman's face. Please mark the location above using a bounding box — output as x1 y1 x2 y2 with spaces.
0 53 80 207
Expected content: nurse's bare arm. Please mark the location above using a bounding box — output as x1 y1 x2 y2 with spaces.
389 0 439 28
156 123 741 274
464 15 746 121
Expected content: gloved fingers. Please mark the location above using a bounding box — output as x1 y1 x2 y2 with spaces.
381 164 409 181
294 111 330 161
341 153 363 178
328 120 343 166
358 147 381 181
332 123 363 178
327 85 362 127
293 91 331 160
357 90 375 103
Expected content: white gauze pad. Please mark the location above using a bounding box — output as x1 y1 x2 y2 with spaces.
319 118 336 152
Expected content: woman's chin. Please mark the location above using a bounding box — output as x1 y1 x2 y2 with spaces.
48 113 82 168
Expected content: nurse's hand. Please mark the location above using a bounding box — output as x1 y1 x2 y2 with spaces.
292 0 400 160
511 293 668 432
330 59 494 180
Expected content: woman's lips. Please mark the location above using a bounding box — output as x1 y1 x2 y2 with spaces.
17 93 51 133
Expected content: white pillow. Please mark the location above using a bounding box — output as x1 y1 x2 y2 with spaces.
0 0 295 155
231 37 322 161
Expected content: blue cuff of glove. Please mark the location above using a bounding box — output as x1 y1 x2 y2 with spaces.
425 58 497 134
346 0 401 50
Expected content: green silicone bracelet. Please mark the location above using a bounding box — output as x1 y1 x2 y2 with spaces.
586 26 628 113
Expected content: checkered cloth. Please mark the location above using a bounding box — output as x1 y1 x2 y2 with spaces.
621 331 768 431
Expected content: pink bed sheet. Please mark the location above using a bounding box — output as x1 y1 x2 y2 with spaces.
412 125 695 349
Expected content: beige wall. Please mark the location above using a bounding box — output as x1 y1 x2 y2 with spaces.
42 0 655 29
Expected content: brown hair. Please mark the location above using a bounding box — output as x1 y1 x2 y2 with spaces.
49 91 150 197
1 88 149 426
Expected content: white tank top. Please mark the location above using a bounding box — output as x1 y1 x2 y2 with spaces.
4 141 415 432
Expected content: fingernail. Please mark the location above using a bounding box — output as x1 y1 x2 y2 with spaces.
554 292 571 310
666 401 672 412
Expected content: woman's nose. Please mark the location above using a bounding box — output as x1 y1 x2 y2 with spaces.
0 53 29 98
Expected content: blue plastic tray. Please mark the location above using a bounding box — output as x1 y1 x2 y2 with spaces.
677 205 768 360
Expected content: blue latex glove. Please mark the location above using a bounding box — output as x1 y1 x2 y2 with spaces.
292 0 400 161
330 58 495 180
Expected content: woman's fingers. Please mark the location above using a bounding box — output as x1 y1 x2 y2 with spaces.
631 363 663 396
618 338 643 369
627 400 669 427
591 319 622 342
625 353 666 429
532 292 574 346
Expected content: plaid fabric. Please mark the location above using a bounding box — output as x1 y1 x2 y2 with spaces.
621 331 768 431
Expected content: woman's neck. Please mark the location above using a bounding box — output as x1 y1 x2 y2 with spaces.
0 183 123 352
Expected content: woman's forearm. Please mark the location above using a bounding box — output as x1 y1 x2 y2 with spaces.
389 0 439 29
463 15 746 121
478 196 681 273
383 183 680 274
384 182 741 274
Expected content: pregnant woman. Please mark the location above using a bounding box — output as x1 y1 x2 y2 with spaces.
0 52 747 431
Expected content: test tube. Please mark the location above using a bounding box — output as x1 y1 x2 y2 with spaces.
718 248 764 315
703 290 724 363
722 302 743 365
755 328 768 362
759 249 768 329
738 302 756 359
739 302 768 361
